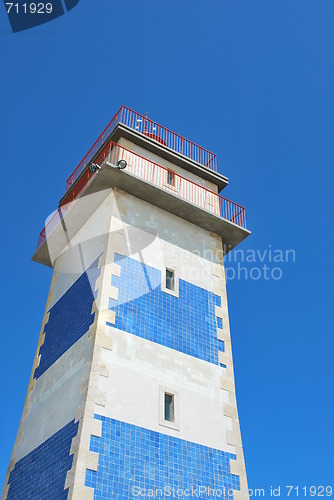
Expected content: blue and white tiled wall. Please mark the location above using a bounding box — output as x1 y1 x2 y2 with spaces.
5 255 102 499
86 416 239 499
108 253 225 365
4 190 245 499
84 248 239 499
7 421 79 500
34 257 100 379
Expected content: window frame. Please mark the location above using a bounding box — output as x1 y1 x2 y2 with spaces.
161 265 179 297
159 386 180 431
164 169 177 190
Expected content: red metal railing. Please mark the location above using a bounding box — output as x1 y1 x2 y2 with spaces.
119 107 217 170
37 208 62 250
37 142 245 251
64 106 217 194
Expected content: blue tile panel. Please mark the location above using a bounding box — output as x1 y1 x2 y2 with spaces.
7 419 78 500
85 415 240 499
34 257 101 379
109 254 224 365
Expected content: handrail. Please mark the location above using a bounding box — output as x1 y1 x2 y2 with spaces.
64 106 217 194
65 105 124 192
120 106 217 170
36 141 245 251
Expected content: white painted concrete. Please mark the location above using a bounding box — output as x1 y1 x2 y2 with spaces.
95 328 235 455
16 332 92 461
49 191 117 307
117 137 219 193
112 189 222 293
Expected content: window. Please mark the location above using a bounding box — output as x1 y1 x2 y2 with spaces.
166 170 175 187
166 268 175 291
161 265 178 297
159 386 179 430
164 393 175 422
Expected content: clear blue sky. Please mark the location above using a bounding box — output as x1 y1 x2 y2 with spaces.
1 1 333 496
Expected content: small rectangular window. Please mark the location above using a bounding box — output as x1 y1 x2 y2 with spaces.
159 386 179 430
164 393 174 422
167 170 175 187
166 269 175 291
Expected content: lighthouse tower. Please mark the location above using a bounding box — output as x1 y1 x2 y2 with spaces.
2 107 250 500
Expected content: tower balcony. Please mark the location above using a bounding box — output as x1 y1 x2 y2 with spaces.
63 106 220 197
33 141 250 267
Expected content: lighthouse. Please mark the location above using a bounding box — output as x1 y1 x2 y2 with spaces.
2 106 250 500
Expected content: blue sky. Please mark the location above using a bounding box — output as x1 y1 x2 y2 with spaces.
1 0 333 496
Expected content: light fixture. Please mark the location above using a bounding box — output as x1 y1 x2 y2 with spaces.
89 163 101 173
117 159 127 170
